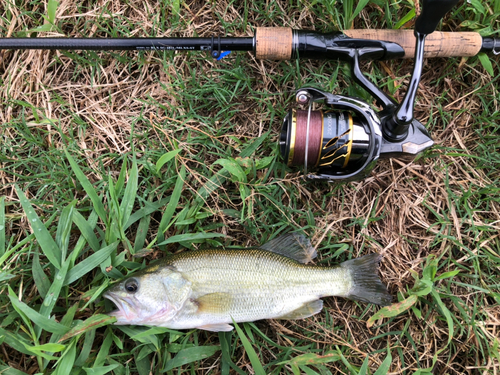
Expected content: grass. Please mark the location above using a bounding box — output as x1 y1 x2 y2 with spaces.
1 0 499 374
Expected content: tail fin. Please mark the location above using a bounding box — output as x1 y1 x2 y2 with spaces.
340 254 392 306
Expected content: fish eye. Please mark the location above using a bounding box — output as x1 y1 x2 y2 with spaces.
124 279 139 293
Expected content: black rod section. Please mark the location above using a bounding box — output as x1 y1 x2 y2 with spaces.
0 37 255 51
481 37 500 54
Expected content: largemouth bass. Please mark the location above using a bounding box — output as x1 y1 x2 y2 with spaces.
104 233 391 332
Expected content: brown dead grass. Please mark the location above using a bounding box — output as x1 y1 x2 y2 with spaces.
1 0 499 374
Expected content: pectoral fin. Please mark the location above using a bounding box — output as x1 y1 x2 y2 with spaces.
259 233 317 264
195 292 232 314
276 300 323 320
196 323 234 332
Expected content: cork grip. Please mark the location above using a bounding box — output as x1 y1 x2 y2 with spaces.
344 29 482 58
255 27 293 60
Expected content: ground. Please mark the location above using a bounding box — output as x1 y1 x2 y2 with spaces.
0 0 499 374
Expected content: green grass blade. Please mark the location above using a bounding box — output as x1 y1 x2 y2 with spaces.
349 0 370 27
55 202 75 261
195 132 268 203
93 329 114 368
134 213 150 253
47 0 59 24
214 158 247 182
0 365 29 375
64 150 107 224
21 343 59 360
0 270 15 282
83 365 120 375
162 346 221 372
119 158 138 229
366 295 418 328
107 176 122 241
157 232 226 246
32 252 50 299
156 149 182 173
240 132 269 158
15 185 61 269
124 197 170 231
72 210 101 252
284 351 341 368
478 53 494 76
74 330 96 367
64 241 119 286
37 257 71 335
158 165 185 246
394 8 416 29
134 352 151 375
0 235 34 267
0 196 5 256
115 159 128 197
219 331 247 375
80 280 110 310
195 169 230 203
335 347 357 374
358 355 369 375
373 350 392 375
7 294 69 335
0 327 34 356
233 322 266 375
59 314 116 343
5 287 35 335
29 343 66 353
61 305 77 328
54 340 77 375
299 366 321 375
431 289 455 344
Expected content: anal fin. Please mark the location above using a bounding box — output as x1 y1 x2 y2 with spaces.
276 300 324 320
196 323 234 332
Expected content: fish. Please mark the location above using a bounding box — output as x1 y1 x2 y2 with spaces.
103 233 391 332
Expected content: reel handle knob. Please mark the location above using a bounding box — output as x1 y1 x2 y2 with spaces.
415 0 460 36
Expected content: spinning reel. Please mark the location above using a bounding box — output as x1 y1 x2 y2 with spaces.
280 0 458 181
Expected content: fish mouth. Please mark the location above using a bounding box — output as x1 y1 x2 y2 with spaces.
103 291 136 323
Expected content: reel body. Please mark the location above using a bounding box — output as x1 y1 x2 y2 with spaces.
279 87 433 181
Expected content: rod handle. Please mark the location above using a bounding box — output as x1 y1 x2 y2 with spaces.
344 29 482 58
255 27 293 60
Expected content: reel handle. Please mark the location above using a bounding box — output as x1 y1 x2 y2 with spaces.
415 0 460 35
383 0 459 141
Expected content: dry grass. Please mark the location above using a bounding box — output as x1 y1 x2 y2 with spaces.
1 0 499 374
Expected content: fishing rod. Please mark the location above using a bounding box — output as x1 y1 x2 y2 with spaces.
1 28 498 60
1 0 498 182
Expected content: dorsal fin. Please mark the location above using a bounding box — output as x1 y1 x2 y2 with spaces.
259 233 317 264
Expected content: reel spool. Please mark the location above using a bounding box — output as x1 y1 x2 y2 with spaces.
279 88 383 181
281 110 369 172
